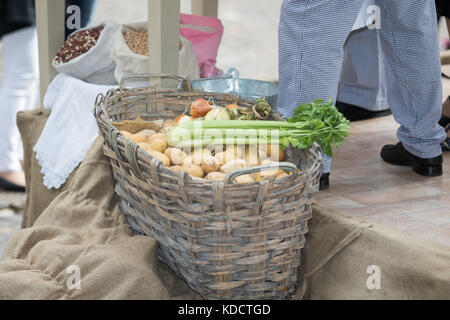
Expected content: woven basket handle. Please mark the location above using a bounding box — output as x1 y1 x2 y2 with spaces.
119 74 192 92
225 162 299 184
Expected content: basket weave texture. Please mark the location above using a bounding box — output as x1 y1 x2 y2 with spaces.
94 75 323 300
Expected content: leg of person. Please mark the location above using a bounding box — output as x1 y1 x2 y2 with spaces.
278 0 364 189
0 26 39 191
440 96 450 151
436 3 450 150
437 6 450 151
447 18 450 37
377 0 446 176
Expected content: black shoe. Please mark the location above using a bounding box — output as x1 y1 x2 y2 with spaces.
439 97 450 151
440 115 450 152
0 177 26 192
440 114 450 128
380 142 442 177
319 173 330 191
336 101 392 122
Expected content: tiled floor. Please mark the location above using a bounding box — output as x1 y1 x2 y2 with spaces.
317 68 450 247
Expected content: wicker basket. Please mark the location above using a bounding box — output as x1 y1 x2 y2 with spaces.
94 74 323 300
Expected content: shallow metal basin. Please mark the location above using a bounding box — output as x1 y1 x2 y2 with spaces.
190 69 279 110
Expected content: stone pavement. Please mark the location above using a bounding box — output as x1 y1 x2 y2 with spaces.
0 210 22 259
0 192 25 259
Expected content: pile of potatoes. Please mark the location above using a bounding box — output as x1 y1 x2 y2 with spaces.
119 119 291 183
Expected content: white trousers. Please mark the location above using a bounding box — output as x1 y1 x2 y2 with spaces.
0 27 39 172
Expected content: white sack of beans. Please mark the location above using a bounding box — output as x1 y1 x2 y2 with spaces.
111 22 200 86
52 21 120 84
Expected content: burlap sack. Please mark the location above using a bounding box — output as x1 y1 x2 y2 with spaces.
296 208 450 299
17 109 73 228
1 109 448 299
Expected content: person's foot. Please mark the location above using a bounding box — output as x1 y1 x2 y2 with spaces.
319 173 330 190
439 98 450 151
0 171 26 192
380 142 442 177
336 101 392 122
440 116 450 151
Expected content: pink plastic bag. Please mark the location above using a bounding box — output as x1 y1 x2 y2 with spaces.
180 13 224 78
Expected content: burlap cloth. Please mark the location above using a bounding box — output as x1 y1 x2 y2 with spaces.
0 109 448 299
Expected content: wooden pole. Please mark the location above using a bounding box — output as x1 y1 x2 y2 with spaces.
148 0 180 79
35 0 66 107
191 0 219 17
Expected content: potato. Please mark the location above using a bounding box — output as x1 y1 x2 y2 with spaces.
149 133 167 144
267 145 286 162
214 151 227 164
130 133 148 144
220 159 248 174
182 155 194 166
206 172 226 181
202 155 221 174
137 129 157 140
120 130 132 139
181 164 204 178
148 150 170 167
270 149 286 162
137 142 153 153
150 138 168 153
265 145 274 157
256 159 283 181
234 174 255 184
260 159 277 166
161 119 175 133
169 165 182 174
189 148 211 165
208 144 225 154
226 145 244 158
164 148 188 165
215 148 242 164
162 119 174 129
244 146 266 166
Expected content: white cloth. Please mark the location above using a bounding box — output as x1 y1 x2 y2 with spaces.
338 0 389 112
338 27 389 112
0 26 39 172
34 73 111 189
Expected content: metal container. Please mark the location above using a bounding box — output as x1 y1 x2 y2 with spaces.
190 69 279 110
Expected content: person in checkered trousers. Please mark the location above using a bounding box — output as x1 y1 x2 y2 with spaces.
278 0 446 190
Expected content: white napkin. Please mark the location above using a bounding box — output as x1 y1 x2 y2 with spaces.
34 73 114 189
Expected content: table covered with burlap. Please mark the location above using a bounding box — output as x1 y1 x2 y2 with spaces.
0 109 448 299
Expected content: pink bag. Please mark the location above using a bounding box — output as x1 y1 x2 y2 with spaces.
180 13 224 78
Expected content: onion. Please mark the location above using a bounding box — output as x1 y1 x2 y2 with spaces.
190 98 212 119
205 107 230 121
175 115 192 126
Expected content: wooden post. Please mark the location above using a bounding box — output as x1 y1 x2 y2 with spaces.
35 0 66 107
191 0 218 17
148 0 180 79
